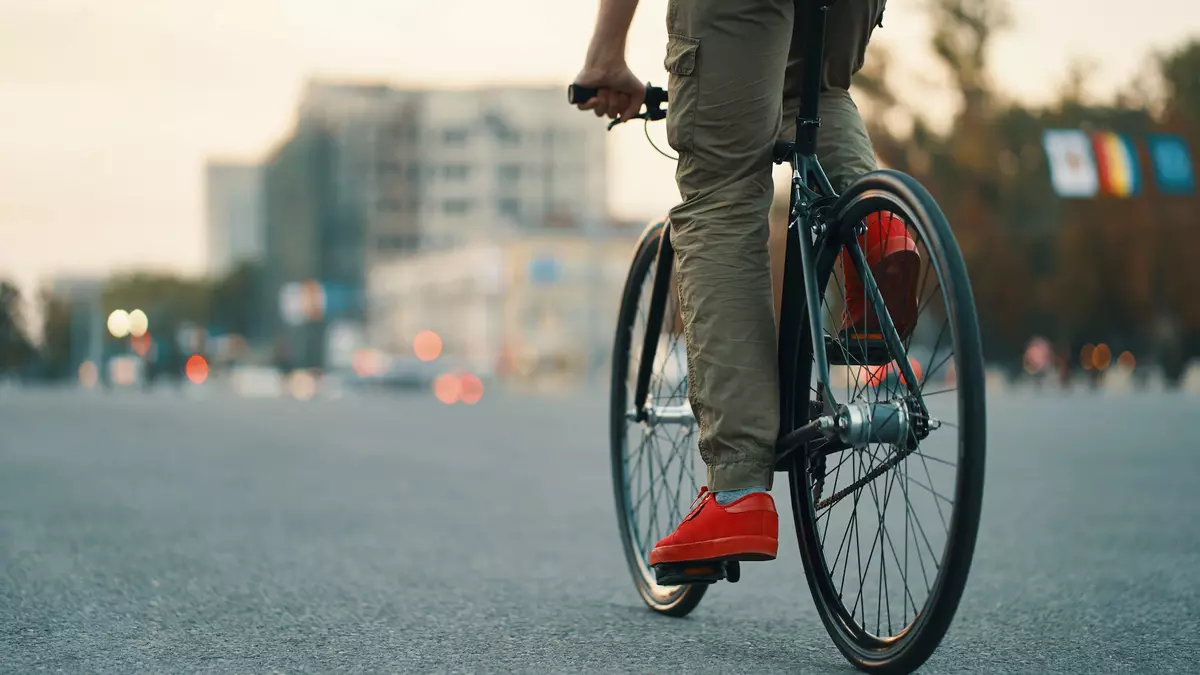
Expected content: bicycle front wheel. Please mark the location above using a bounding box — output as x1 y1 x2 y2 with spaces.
610 220 708 617
790 170 986 673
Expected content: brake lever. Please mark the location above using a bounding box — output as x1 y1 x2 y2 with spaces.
607 112 648 131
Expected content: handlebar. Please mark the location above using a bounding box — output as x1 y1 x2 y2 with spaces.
567 83 668 130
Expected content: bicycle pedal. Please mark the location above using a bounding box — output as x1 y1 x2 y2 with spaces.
826 331 892 366
653 560 740 586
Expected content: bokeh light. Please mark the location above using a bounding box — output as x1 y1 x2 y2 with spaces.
352 348 385 378
128 309 149 337
1118 350 1136 370
1023 337 1052 374
1092 343 1112 371
459 374 484 405
1080 343 1095 370
111 358 137 386
434 372 461 404
78 361 98 389
131 332 152 357
289 370 317 400
185 354 209 384
414 330 443 362
107 310 131 338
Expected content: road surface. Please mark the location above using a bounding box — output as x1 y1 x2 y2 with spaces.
2 386 1198 673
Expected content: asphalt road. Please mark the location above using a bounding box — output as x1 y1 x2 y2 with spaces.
2 386 1198 674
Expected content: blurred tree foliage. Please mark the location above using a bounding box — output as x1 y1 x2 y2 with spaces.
11 264 267 379
849 0 1200 375
100 263 260 337
38 289 74 380
0 281 36 375
209 262 261 338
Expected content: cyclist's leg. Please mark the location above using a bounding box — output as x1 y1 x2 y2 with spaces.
665 0 793 493
782 0 918 336
781 0 885 193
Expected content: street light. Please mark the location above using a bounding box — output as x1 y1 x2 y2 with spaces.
107 310 131 338
128 309 149 337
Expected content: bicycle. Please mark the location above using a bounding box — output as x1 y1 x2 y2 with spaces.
569 2 986 673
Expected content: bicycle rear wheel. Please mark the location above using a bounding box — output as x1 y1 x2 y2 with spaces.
610 221 707 617
789 170 986 673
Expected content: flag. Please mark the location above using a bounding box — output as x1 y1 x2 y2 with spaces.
1090 132 1141 197
1043 130 1099 198
1147 134 1196 196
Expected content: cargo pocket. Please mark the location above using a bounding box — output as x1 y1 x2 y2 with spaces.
663 34 700 154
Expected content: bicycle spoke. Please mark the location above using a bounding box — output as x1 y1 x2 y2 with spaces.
911 450 955 467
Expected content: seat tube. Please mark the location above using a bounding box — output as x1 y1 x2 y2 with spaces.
795 2 828 156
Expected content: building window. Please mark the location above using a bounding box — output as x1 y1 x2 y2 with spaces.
497 165 521 184
443 128 469 145
498 198 521 220
443 165 471 180
376 234 419 251
443 199 472 216
407 164 423 183
377 160 403 175
378 198 404 213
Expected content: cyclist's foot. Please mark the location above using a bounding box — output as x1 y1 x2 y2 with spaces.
841 211 921 340
648 487 778 567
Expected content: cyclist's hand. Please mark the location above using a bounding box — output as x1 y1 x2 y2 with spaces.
573 60 645 122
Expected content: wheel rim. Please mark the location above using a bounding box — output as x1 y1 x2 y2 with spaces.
613 235 705 605
797 195 977 652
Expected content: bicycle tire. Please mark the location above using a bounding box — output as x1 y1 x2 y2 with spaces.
789 170 986 673
610 220 707 617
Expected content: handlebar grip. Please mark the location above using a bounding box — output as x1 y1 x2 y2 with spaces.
567 84 599 105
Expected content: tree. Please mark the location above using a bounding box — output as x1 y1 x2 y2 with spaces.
0 281 36 374
38 289 74 380
928 0 1012 118
210 262 261 338
1159 41 1200 128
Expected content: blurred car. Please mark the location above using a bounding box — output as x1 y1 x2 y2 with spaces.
345 353 490 393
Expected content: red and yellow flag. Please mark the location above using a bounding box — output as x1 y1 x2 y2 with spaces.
1090 132 1141 197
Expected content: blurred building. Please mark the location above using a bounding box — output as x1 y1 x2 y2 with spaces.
205 162 264 276
260 79 609 369
367 221 646 383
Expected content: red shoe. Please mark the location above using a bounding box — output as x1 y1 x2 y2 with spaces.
841 211 921 339
648 487 778 566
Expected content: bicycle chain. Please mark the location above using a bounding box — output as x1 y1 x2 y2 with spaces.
814 442 917 510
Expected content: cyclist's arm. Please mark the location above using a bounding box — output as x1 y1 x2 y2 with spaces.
575 0 644 120
585 0 640 66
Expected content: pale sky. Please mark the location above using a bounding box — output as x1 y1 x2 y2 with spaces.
1 0 1197 293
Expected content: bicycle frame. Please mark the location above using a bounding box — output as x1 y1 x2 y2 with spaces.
631 2 922 457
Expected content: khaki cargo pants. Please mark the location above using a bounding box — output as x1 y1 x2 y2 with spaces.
666 0 885 491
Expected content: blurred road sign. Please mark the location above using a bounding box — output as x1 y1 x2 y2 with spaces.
1090 132 1141 197
322 283 361 317
1147 134 1196 196
529 255 560 286
279 281 326 325
1043 130 1099 198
